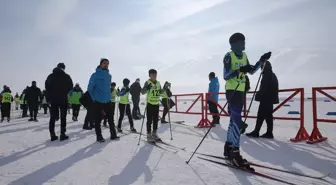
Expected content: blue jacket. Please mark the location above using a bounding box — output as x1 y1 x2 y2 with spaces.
87 67 112 103
208 77 219 102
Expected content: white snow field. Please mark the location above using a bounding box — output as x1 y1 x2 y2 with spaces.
0 98 336 185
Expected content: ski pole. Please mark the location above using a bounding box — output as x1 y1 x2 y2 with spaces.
168 98 173 140
186 78 242 164
137 105 147 145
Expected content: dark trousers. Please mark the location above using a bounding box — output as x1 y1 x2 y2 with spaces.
28 104 38 119
146 103 159 133
84 104 94 128
21 104 28 117
1 103 11 118
118 103 134 128
49 103 67 136
132 97 140 117
42 104 48 114
254 101 274 134
208 101 219 121
161 98 169 120
72 104 81 118
94 102 117 139
104 102 115 125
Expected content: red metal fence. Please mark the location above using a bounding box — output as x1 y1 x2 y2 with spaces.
307 87 335 144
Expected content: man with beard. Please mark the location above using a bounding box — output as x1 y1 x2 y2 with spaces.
45 63 73 141
25 81 42 122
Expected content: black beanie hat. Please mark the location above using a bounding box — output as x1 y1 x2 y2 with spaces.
57 63 66 70
209 72 215 78
111 82 116 87
229 33 245 44
148 69 157 75
100 58 109 65
123 78 130 86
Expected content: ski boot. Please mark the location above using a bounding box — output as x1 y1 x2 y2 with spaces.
147 132 155 143
223 141 232 158
229 147 254 171
130 127 137 133
240 121 248 134
152 130 161 142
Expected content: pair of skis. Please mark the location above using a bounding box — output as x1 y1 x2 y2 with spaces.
197 153 330 185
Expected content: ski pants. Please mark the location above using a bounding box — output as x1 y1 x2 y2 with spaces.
94 101 117 139
72 104 81 118
104 102 115 125
42 104 49 114
84 104 95 128
208 100 219 121
161 98 169 121
146 103 159 133
1 103 11 118
132 96 140 118
21 104 28 117
254 101 274 134
49 103 68 136
118 103 134 128
226 90 244 147
28 103 38 119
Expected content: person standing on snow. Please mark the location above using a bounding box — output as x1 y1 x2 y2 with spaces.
223 32 271 169
14 93 20 110
45 63 73 141
41 90 49 114
160 81 173 124
1 87 13 122
246 61 279 139
103 82 117 127
130 78 142 119
207 72 220 125
20 87 29 117
88 58 119 142
69 83 83 121
25 81 42 122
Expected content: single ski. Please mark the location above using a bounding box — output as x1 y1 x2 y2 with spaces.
198 157 298 185
141 139 178 154
197 153 330 180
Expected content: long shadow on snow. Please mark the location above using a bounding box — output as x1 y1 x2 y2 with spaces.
0 129 95 168
108 144 154 185
8 141 109 185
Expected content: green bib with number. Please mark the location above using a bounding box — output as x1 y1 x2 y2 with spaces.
2 92 12 103
147 80 161 105
225 51 247 92
119 87 130 104
70 92 82 105
111 88 117 103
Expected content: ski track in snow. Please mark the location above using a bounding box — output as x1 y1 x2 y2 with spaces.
0 101 336 185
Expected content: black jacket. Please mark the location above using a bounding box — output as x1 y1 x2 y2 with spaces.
25 85 42 105
255 61 279 104
130 81 142 98
45 67 73 104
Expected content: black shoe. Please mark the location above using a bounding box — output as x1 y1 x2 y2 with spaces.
260 132 274 139
60 134 69 141
229 147 254 171
223 141 232 158
240 121 248 134
110 135 120 140
7 118 10 122
0 118 3 123
161 119 168 124
51 135 58 141
82 126 92 130
117 127 123 133
130 127 137 133
97 137 105 143
246 131 259 138
34 119 38 122
28 118 34 122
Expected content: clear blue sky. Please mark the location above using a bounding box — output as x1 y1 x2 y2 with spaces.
1 0 335 94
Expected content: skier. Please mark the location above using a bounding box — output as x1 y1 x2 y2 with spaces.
130 78 142 119
1 87 13 122
88 58 119 142
246 61 279 139
117 78 137 133
208 72 220 125
69 83 83 121
25 81 42 122
20 87 29 117
14 93 20 110
45 63 73 141
41 90 49 114
223 32 271 168
103 82 117 128
141 69 163 142
160 81 173 124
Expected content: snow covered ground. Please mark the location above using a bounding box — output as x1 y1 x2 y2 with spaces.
1 100 336 185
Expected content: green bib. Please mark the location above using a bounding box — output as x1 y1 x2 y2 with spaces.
147 80 161 105
111 88 117 103
20 94 26 104
225 51 247 92
2 93 12 103
119 87 130 104
70 92 82 105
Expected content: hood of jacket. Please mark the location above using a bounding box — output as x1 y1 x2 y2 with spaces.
52 67 65 74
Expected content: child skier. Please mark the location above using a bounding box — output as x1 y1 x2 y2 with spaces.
1 87 13 122
142 69 163 143
117 78 137 133
223 32 271 169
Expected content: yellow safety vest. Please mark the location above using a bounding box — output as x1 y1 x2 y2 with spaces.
20 94 26 104
147 80 161 105
2 92 12 103
111 88 117 103
119 87 130 104
225 51 247 92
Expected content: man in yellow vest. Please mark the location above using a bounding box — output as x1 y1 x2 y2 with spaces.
142 69 163 143
69 83 83 121
1 87 13 122
117 78 137 133
103 82 117 127
223 32 271 169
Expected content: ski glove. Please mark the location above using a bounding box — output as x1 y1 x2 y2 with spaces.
239 65 251 73
146 83 152 91
259 52 272 62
